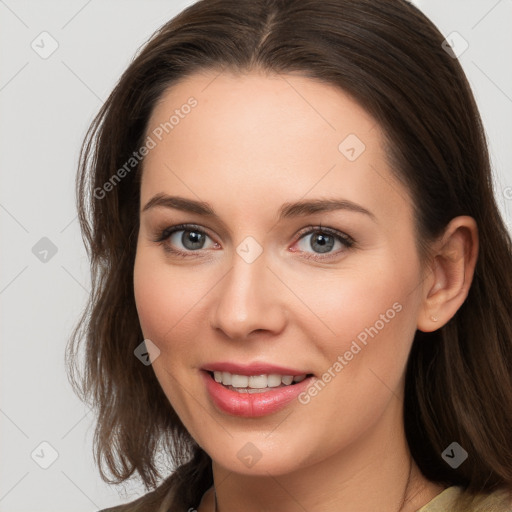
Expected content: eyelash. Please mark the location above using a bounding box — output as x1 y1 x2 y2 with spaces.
152 223 356 261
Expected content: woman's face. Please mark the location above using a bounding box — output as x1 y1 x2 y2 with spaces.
134 70 429 476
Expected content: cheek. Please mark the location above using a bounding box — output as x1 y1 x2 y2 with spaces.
134 248 180 343
292 267 419 437
133 250 204 413
338 267 420 379
289 258 412 345
133 248 212 352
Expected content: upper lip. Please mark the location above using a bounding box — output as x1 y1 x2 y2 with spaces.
202 361 311 376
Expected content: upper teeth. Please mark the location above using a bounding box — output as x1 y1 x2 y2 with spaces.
213 371 307 388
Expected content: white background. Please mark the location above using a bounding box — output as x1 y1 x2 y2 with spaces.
1 1 511 511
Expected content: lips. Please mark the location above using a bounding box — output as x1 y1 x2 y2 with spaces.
201 362 315 417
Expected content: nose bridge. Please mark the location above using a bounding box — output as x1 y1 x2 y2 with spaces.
210 241 285 339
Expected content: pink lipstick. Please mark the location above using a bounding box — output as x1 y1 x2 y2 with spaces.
201 362 314 417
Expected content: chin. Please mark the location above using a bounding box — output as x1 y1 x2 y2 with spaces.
201 432 318 477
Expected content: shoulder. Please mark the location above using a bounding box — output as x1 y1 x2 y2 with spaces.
469 485 512 512
97 478 177 512
418 485 512 512
96 491 156 512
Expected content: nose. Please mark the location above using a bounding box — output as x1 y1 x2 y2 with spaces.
209 247 287 340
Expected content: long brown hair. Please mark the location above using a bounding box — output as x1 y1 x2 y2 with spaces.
66 1 512 510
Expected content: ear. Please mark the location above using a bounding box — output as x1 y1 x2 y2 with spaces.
416 216 479 332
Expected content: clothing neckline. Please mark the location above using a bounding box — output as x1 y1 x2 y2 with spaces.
416 485 463 512
198 485 463 512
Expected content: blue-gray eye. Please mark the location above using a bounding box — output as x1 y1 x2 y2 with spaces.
296 230 350 254
169 229 214 251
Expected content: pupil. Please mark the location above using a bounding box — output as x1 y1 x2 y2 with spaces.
312 232 334 253
182 230 204 250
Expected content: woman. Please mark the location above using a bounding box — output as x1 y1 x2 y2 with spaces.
66 0 512 511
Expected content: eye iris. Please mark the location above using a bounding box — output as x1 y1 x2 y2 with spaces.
182 230 205 250
311 232 334 253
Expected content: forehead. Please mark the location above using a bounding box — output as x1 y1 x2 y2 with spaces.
141 70 411 225
146 69 378 158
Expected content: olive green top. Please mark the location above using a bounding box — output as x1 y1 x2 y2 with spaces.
417 485 512 512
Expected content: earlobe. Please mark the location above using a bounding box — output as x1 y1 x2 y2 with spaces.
416 216 479 333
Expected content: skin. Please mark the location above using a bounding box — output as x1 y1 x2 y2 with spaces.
133 70 478 512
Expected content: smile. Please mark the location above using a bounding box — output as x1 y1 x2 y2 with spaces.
201 369 315 417
213 371 308 391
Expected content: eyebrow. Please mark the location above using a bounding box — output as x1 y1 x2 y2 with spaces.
142 193 376 222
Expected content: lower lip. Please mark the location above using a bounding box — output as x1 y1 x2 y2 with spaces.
202 371 313 418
